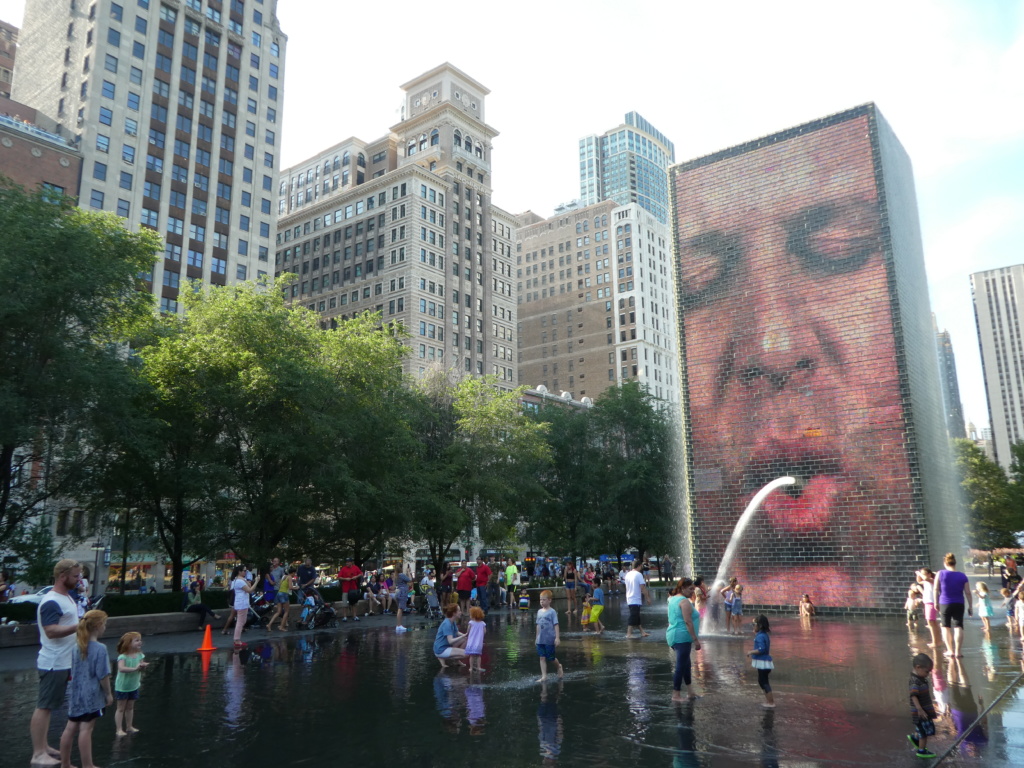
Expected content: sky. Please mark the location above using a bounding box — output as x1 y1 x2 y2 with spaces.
3 0 1022 431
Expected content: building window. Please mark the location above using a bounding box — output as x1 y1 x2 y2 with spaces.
93 161 107 181
89 189 104 208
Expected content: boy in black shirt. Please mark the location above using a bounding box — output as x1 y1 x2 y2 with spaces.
908 652 938 759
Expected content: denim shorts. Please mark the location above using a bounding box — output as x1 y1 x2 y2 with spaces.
536 643 557 661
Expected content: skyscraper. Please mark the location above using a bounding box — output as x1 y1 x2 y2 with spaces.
275 63 517 385
514 200 679 405
673 104 960 613
0 20 17 99
934 320 966 439
13 0 287 312
579 111 675 224
971 264 1024 470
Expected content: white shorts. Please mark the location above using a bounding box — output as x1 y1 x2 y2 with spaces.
437 647 453 658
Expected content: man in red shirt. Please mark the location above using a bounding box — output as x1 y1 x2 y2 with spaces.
456 563 475 616
337 558 363 622
475 555 492 613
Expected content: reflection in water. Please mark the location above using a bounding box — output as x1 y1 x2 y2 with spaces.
947 658 988 758
224 650 248 729
537 682 562 764
625 656 651 739
672 701 700 768
466 684 486 735
760 709 778 768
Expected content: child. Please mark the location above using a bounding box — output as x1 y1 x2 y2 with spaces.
905 584 923 628
798 593 816 618
519 589 531 611
908 652 938 759
730 584 745 634
535 590 564 682
748 614 774 708
465 606 486 672
114 631 148 736
975 582 993 633
580 595 593 632
60 610 113 768
1000 587 1016 634
589 579 606 634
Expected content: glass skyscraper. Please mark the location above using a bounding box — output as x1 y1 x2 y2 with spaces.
579 111 675 224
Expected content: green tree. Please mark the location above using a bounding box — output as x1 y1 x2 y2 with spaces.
590 383 678 561
951 438 1019 549
407 371 548 575
0 180 160 548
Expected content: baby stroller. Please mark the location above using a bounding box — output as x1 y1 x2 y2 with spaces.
247 590 275 628
297 589 338 630
422 583 443 620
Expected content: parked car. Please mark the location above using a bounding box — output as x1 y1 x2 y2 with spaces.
8 585 54 605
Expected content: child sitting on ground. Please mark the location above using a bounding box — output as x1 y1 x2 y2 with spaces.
798 593 816 618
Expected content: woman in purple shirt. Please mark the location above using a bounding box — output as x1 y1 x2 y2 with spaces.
934 552 972 658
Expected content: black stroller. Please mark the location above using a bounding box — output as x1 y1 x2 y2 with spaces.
296 588 338 629
246 590 275 628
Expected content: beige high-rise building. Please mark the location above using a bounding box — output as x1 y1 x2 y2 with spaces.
515 200 679 405
13 0 287 312
275 63 516 386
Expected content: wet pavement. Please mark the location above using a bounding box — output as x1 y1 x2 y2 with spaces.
2 596 1023 767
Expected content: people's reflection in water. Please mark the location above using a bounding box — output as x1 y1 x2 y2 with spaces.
931 663 948 716
946 658 988 757
760 709 779 768
672 701 700 768
434 672 465 734
537 681 563 764
465 684 486 735
224 648 249 728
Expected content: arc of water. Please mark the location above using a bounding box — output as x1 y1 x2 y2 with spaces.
708 476 796 630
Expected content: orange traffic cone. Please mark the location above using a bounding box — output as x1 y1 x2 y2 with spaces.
197 625 215 652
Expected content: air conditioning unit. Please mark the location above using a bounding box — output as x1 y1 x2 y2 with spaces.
125 128 137 136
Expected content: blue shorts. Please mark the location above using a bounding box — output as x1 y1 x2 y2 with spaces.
275 592 290 604
536 643 557 661
115 690 140 701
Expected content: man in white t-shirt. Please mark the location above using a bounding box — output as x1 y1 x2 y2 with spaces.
30 558 82 766
623 560 650 638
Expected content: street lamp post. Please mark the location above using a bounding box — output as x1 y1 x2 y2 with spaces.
90 540 105 600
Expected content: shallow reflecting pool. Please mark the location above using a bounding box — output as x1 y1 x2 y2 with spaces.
3 597 1023 766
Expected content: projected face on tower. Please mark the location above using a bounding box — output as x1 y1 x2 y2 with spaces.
674 115 914 608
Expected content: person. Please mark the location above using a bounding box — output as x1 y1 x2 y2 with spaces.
434 603 468 669
75 569 90 618
563 560 578 615
623 560 650 638
395 564 412 632
666 578 701 701
905 584 923 629
1000 587 1016 635
440 563 455 607
0 567 10 602
505 559 519 607
675 111 929 610
456 562 475 616
113 631 148 736
908 652 938 759
297 557 318 601
589 578 605 634
748 614 775 708
30 559 82 767
474 555 492 613
719 577 737 625
59 610 113 768
934 552 972 658
975 582 993 633
662 555 674 583
185 580 219 629
465 606 486 672
798 593 816 618
338 558 363 622
580 595 593 632
229 565 254 648
535 590 564 682
730 584 745 634
693 575 709 618
1000 556 1021 592
487 564 501 609
917 568 941 649
266 557 290 631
